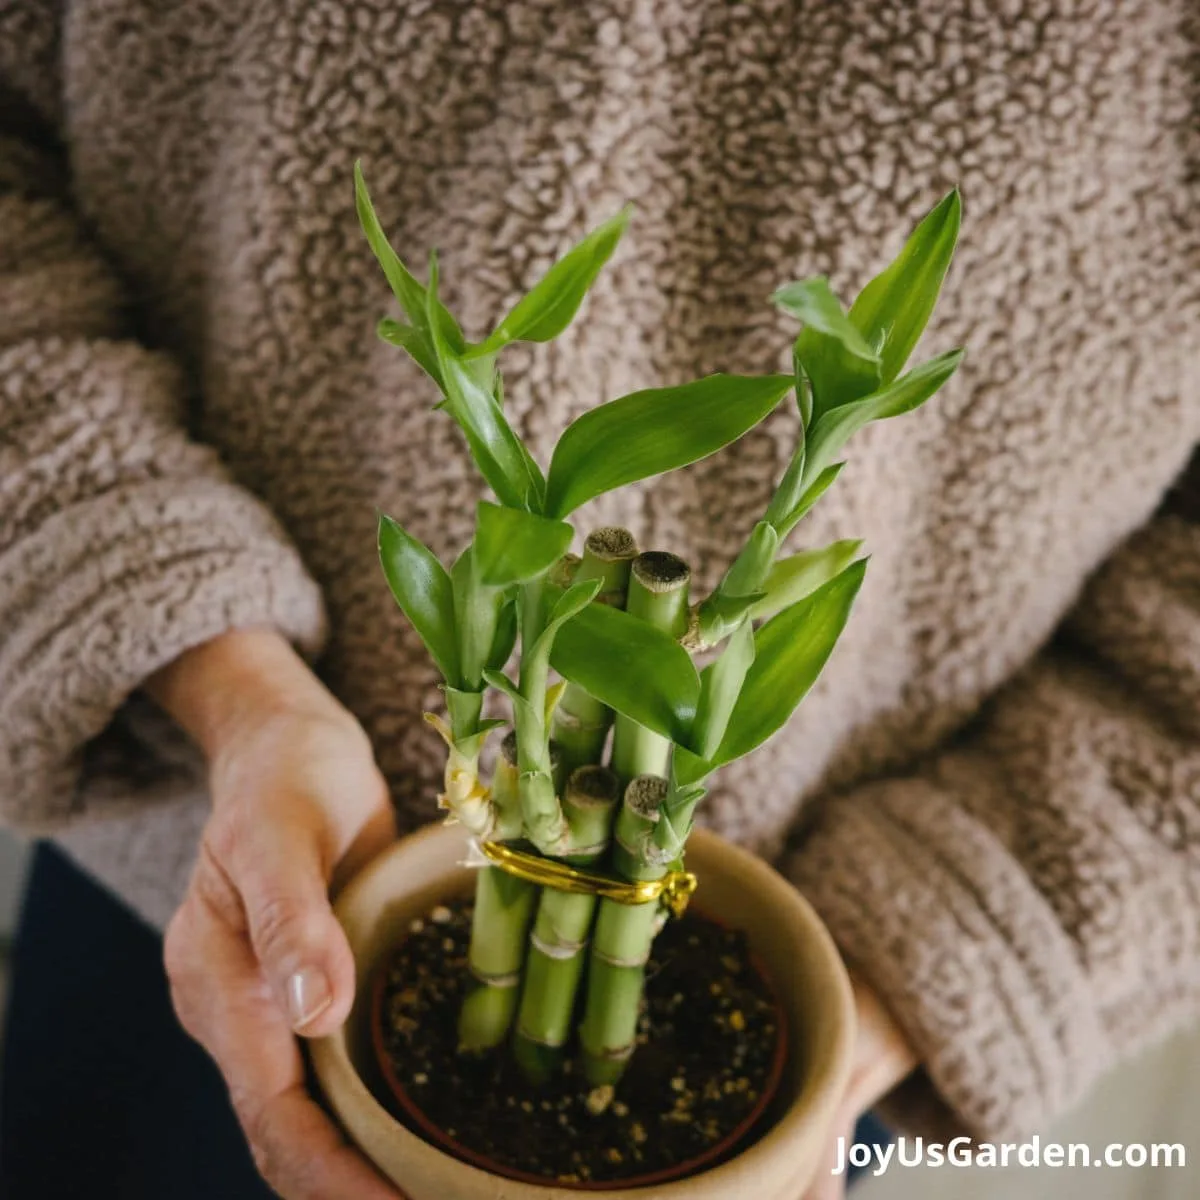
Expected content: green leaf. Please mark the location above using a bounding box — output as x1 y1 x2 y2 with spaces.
775 277 876 360
354 162 466 355
378 514 460 685
654 779 707 857
487 591 519 670
550 601 700 744
718 521 780 598
695 589 766 648
482 667 522 705
765 415 806 527
470 208 631 356
355 162 432 327
803 348 964 488
691 620 756 760
376 318 443 387
776 462 845 538
793 351 813 429
775 277 882 423
849 190 961 386
749 540 864 622
544 373 793 518
697 521 778 645
450 549 509 689
522 577 606 706
482 669 543 750
474 502 575 587
426 256 545 510
552 577 602 645
672 745 712 788
711 560 867 768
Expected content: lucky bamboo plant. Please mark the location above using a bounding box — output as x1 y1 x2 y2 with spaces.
356 162 962 1088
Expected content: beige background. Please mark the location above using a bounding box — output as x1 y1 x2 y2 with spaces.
0 829 1196 1195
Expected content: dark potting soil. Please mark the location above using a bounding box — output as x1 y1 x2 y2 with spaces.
375 900 782 1185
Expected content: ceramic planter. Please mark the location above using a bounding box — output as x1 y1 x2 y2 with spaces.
311 822 855 1199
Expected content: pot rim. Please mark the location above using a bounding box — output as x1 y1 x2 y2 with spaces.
369 902 789 1190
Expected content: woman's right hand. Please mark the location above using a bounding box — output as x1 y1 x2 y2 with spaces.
150 629 408 1199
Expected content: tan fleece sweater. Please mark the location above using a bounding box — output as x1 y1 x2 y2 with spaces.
1 0 1197 1145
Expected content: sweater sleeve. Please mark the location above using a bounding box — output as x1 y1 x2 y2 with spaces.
788 450 1200 1142
0 117 327 833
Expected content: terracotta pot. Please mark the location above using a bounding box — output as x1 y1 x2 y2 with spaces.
311 823 855 1199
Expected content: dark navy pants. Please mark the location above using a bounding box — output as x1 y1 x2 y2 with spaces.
1 842 889 1197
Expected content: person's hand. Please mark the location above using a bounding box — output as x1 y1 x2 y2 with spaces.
150 629 406 1199
804 973 919 1200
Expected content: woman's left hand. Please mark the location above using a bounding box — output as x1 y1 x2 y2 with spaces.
804 974 919 1200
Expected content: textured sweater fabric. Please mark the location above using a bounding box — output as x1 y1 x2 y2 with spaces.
2 0 1198 1144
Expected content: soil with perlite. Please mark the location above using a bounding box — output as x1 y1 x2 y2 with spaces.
374 900 783 1185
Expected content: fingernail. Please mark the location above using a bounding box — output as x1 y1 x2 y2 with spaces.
287 967 332 1030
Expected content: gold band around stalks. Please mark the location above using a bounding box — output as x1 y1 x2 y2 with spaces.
478 841 698 919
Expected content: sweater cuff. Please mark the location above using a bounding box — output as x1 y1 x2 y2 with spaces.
0 475 327 831
787 765 1108 1141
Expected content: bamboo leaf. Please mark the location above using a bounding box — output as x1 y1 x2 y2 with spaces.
803 348 964 488
450 549 505 689
378 514 460 685
717 521 780 598
471 208 631 356
377 318 443 387
354 162 466 355
849 190 961 386
487 590 519 669
482 669 543 746
474 502 575 586
698 522 777 646
355 162 433 328
544 373 793 518
549 601 700 744
775 277 882 423
749 540 865 622
544 679 569 727
776 462 845 538
545 578 605 638
691 620 756 760
695 589 766 648
482 668 522 706
764 416 806 526
523 578 605 701
672 745 712 788
775 277 876 360
426 257 546 510
710 561 867 768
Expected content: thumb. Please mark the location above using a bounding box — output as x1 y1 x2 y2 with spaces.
231 806 358 1039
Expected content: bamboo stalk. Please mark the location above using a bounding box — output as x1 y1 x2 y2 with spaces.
512 766 620 1082
457 734 534 1050
609 553 690 783
571 552 691 1084
551 528 638 776
578 776 672 1084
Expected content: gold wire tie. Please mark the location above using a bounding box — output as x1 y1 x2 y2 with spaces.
477 840 698 919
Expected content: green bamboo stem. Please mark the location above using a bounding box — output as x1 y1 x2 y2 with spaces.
458 735 536 1050
512 766 620 1082
551 528 638 776
609 552 690 783
515 576 572 855
573 553 690 1086
578 776 673 1084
